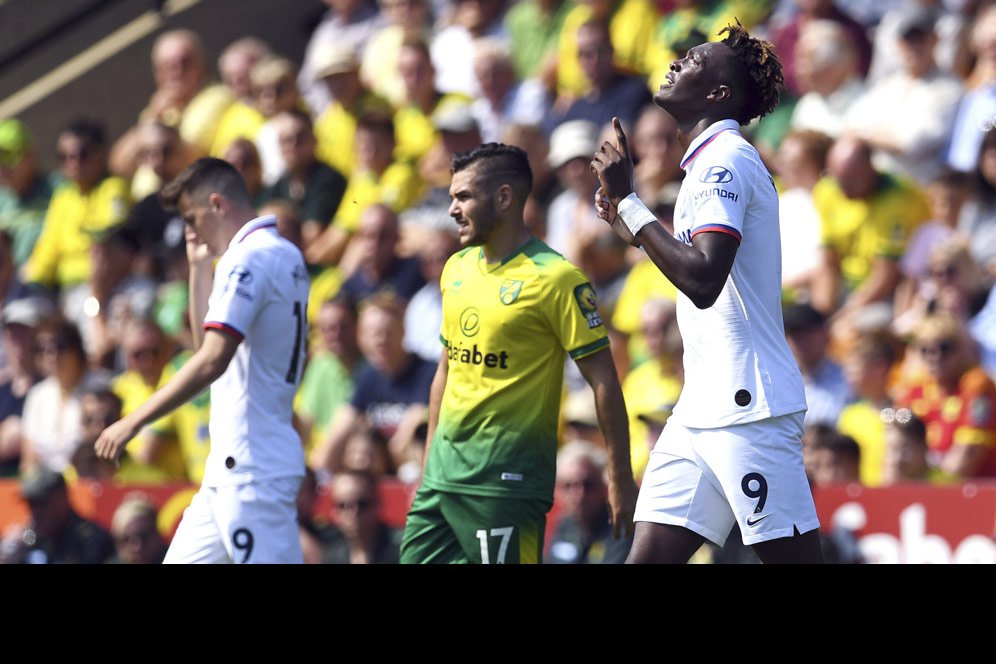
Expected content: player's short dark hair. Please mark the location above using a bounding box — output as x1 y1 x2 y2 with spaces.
61 116 107 151
451 142 532 199
160 157 251 211
718 21 784 124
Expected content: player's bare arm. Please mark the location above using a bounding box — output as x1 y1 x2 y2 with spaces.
421 349 448 475
186 223 216 350
575 348 638 539
94 330 239 462
591 117 739 309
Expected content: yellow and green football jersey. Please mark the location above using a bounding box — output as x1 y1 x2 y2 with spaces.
422 237 609 503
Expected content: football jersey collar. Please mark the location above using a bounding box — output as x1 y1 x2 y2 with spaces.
231 214 278 248
680 119 741 172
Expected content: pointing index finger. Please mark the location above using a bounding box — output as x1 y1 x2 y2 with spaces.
613 116 629 159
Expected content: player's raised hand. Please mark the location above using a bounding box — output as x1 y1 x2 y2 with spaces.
595 187 640 247
590 117 636 207
94 416 140 465
185 224 214 267
608 473 638 539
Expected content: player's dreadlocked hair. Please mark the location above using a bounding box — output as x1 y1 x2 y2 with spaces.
718 21 783 124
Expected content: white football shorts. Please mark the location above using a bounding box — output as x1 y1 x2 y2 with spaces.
164 476 303 564
634 411 820 546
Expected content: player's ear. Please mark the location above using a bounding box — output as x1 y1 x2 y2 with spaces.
208 192 224 214
496 184 512 211
708 84 733 103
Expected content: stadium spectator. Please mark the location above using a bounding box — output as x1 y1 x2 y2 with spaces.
547 440 633 563
894 314 996 479
470 38 548 144
298 0 385 118
837 331 898 487
361 0 433 108
545 120 601 258
249 56 306 186
776 129 833 298
946 5 996 172
955 127 996 276
843 6 964 185
0 297 51 476
338 204 426 304
403 229 459 362
296 467 339 564
110 29 228 176
811 136 931 321
20 320 105 474
297 297 365 453
209 37 271 158
0 467 114 564
430 0 510 97
807 429 861 486
24 118 131 303
548 20 650 133
222 138 265 206
0 119 59 267
310 294 434 472
879 407 934 485
970 281 996 378
67 385 120 481
105 493 168 564
783 302 851 427
770 0 872 97
503 0 573 80
323 469 402 563
262 109 347 253
312 43 393 178
340 425 395 477
630 105 683 212
789 20 865 139
555 0 658 98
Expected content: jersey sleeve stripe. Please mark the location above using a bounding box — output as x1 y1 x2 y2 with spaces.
439 334 449 348
691 224 742 243
568 336 610 360
204 321 245 341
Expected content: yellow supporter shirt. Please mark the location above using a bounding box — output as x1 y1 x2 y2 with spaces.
622 359 682 481
147 352 212 484
112 370 188 482
178 83 234 154
423 237 610 503
394 93 471 163
813 172 930 291
209 101 265 157
24 176 131 288
837 400 885 487
333 161 425 232
556 0 659 97
314 93 393 178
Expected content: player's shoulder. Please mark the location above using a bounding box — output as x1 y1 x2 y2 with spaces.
520 237 584 281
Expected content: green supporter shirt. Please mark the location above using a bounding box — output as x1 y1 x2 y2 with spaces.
423 237 609 505
504 0 576 79
297 352 362 442
0 172 61 266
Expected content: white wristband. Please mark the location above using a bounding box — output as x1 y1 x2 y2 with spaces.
616 193 657 237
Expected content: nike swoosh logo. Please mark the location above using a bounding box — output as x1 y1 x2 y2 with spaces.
745 514 770 527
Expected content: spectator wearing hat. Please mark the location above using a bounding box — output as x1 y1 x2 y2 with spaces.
0 119 61 267
547 19 649 135
312 43 393 179
105 494 168 564
0 468 114 564
24 118 132 303
413 97 484 197
298 0 385 120
784 302 852 427
547 440 632 564
545 120 601 258
0 297 52 476
843 6 964 185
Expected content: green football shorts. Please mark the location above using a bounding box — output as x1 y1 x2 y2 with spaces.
400 485 548 564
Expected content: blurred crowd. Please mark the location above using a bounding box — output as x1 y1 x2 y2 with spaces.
1 0 996 564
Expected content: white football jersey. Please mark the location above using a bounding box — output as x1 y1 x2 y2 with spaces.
201 214 310 486
669 119 807 428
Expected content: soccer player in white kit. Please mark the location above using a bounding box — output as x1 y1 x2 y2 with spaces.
95 158 310 564
590 23 824 563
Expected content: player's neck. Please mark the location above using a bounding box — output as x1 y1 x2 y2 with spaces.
676 115 736 152
481 223 531 265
